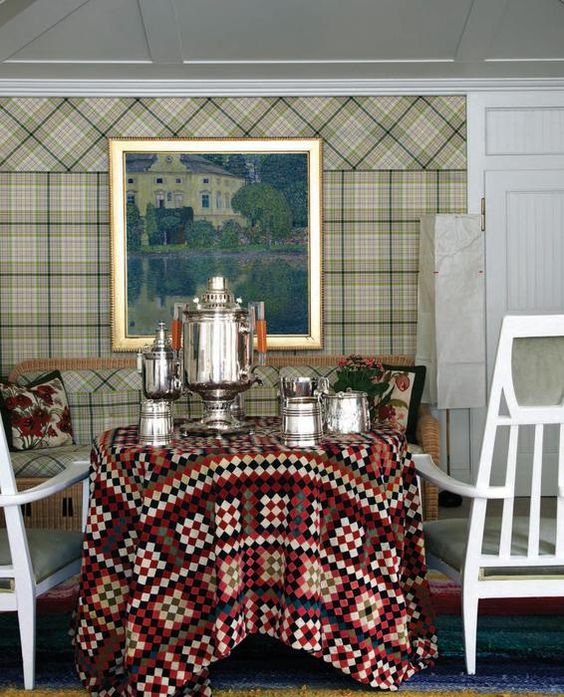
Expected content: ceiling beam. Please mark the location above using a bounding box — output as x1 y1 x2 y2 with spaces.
455 0 508 62
138 0 182 64
0 0 91 62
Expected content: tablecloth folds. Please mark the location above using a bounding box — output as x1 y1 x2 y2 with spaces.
74 418 437 696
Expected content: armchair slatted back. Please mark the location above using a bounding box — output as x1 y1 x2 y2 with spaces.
470 313 564 578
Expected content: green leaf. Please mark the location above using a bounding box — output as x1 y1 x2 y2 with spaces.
388 398 408 408
370 382 389 397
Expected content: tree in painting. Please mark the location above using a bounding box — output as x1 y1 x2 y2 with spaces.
124 148 312 336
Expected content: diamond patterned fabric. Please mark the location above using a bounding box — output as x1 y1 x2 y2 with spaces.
74 418 437 695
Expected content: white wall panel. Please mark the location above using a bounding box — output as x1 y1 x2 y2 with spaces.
465 92 564 487
486 107 564 156
506 190 564 310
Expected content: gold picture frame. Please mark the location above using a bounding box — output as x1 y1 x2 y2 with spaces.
109 137 323 352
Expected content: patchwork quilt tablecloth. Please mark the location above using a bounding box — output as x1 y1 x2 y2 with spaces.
74 417 437 696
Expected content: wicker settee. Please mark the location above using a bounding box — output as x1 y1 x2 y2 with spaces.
5 354 439 529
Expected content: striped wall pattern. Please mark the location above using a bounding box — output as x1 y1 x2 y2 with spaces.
0 96 466 378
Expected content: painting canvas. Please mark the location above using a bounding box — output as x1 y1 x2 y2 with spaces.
109 138 322 351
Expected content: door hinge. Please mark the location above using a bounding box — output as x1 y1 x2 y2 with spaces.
480 197 486 231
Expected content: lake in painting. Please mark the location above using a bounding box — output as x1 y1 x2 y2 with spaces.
126 249 308 335
122 148 313 339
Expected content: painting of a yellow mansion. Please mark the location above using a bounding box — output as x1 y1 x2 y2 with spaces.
125 153 246 229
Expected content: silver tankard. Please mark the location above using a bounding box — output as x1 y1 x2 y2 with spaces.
138 400 175 447
281 395 324 447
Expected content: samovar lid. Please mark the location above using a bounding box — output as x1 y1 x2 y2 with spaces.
198 276 241 310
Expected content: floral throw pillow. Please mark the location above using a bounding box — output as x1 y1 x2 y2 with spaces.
371 364 426 442
0 371 74 451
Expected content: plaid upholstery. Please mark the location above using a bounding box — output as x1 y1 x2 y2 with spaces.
12 364 344 474
242 366 280 417
279 364 340 384
10 444 91 478
0 96 466 378
242 386 279 418
9 365 315 474
17 369 143 445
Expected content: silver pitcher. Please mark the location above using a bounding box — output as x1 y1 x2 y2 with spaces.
323 389 371 434
137 322 182 446
182 276 259 433
279 375 330 399
279 375 329 415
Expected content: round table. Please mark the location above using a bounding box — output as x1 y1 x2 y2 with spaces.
74 417 437 696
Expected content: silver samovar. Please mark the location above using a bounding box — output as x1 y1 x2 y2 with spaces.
137 322 182 445
182 276 259 433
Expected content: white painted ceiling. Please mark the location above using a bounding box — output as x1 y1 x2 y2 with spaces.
0 0 563 83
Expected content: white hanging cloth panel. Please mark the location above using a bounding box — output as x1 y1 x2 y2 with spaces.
416 214 486 409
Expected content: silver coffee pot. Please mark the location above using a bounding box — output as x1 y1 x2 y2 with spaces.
182 276 260 433
137 322 182 445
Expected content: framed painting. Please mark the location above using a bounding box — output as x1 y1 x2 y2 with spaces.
109 137 323 351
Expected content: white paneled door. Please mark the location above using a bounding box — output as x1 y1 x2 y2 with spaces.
485 169 564 493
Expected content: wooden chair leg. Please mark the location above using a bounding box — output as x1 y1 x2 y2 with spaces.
18 599 36 689
462 585 479 675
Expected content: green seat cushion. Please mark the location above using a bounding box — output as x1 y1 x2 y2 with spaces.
10 444 91 477
0 529 84 586
424 516 563 576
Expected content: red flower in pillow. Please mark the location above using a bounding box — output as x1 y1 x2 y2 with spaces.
377 404 396 422
59 406 73 436
2 373 73 450
5 393 33 410
30 408 50 437
34 383 57 406
394 373 411 392
11 412 35 437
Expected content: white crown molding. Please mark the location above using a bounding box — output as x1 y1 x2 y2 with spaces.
1 77 564 96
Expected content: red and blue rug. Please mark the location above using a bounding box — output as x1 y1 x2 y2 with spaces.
0 577 562 693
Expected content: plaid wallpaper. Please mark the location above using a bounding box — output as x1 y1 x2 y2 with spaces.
0 96 466 378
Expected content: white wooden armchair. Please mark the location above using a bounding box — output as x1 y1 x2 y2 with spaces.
0 419 89 689
413 313 564 674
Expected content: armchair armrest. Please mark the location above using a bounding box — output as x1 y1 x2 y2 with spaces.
0 462 89 507
413 453 509 500
414 404 440 521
